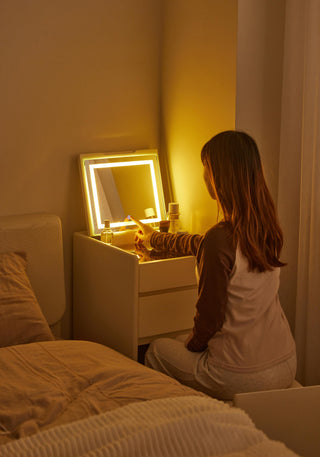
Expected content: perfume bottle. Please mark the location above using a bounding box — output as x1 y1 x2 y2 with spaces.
100 219 113 244
144 207 158 228
168 202 180 234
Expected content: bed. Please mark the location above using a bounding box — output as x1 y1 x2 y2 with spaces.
0 213 300 456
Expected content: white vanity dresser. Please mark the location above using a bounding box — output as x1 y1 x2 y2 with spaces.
73 149 198 360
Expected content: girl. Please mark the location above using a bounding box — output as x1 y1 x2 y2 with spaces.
133 130 296 400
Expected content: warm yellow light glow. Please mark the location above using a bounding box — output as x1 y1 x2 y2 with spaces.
79 149 166 237
89 160 162 230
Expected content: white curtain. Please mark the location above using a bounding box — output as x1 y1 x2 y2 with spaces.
278 0 320 385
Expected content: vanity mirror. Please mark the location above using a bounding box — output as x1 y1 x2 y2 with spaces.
79 149 166 237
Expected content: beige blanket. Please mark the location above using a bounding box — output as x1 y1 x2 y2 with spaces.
0 340 202 444
0 396 300 457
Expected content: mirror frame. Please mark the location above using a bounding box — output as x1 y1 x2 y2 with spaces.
79 149 166 236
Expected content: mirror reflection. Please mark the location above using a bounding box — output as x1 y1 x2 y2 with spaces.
94 164 156 223
80 150 166 236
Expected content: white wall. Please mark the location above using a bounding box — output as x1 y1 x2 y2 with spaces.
236 0 286 204
161 0 237 235
0 0 161 337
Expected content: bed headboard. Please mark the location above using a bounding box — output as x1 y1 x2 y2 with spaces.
0 213 66 326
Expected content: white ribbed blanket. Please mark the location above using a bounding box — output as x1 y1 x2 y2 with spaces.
0 396 299 457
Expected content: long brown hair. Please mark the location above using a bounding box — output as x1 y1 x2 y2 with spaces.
201 130 285 272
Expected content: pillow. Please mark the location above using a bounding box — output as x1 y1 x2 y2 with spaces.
0 251 54 347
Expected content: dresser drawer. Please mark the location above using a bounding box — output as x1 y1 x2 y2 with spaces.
138 288 197 338
138 256 197 293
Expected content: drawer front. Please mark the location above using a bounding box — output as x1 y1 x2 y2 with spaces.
138 288 197 338
139 256 197 293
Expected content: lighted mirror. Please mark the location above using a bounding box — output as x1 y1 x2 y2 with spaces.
79 149 166 236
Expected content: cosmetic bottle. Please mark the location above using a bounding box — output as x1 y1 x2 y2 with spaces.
144 207 158 228
100 219 114 244
168 202 180 234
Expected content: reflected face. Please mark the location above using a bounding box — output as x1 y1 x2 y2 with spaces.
203 164 216 200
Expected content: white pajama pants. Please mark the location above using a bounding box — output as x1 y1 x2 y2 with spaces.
144 335 297 401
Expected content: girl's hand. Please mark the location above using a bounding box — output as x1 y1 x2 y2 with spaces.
135 242 152 262
130 215 155 249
